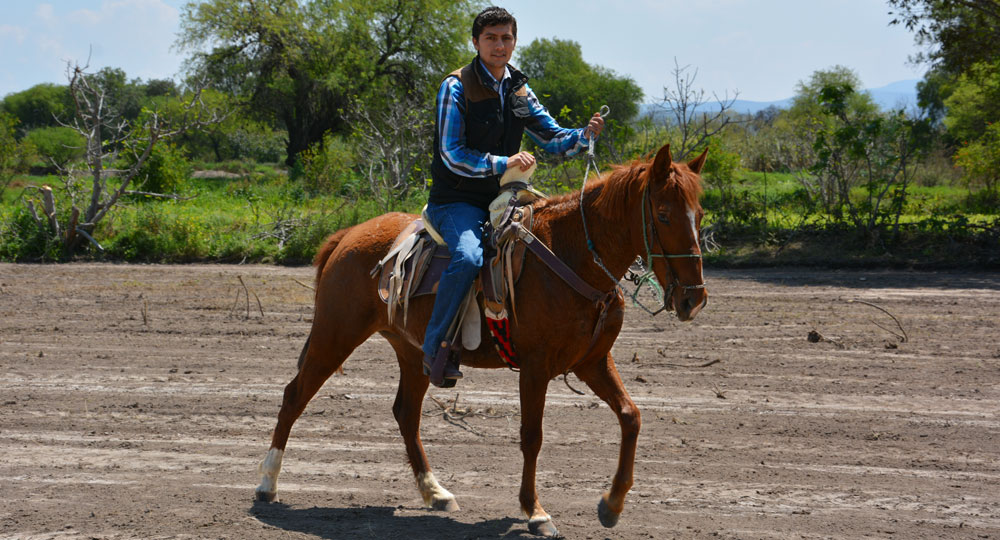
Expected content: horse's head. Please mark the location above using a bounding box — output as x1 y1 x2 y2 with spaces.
641 143 708 322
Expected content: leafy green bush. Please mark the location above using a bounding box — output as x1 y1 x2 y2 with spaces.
24 127 86 168
953 121 1000 196
104 206 207 261
1 113 34 196
701 136 745 226
227 125 286 163
299 133 358 196
0 206 64 261
125 143 192 195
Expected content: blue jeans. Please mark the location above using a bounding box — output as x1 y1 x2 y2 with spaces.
421 201 488 359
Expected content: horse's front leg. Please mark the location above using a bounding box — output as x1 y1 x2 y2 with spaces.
518 374 559 537
573 352 641 528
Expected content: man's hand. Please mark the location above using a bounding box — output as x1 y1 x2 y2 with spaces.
508 151 536 172
583 112 605 139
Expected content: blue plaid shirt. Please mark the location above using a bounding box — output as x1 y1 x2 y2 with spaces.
435 59 592 178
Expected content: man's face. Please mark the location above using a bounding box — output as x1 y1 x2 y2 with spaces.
473 24 516 73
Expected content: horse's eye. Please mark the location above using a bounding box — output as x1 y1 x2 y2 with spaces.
657 213 670 225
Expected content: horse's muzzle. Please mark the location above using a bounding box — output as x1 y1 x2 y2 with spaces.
673 287 708 322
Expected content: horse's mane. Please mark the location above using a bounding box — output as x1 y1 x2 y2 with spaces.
533 158 703 217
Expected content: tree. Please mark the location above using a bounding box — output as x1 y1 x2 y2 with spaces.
350 94 433 212
888 0 1000 75
21 63 221 254
178 0 477 166
787 66 877 120
780 66 880 211
89 67 148 123
941 61 1000 144
810 84 932 242
516 38 643 162
1 83 74 131
167 88 275 162
954 121 1000 197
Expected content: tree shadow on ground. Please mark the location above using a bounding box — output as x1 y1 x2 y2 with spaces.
250 502 532 539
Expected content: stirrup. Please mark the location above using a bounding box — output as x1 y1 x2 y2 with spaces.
424 342 462 388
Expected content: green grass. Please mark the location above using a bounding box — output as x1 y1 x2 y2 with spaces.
1 162 997 267
0 166 427 263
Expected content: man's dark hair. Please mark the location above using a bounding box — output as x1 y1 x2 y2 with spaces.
472 6 516 40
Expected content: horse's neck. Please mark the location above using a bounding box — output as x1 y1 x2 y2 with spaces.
540 187 640 291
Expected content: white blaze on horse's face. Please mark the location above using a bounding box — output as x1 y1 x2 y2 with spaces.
687 207 704 284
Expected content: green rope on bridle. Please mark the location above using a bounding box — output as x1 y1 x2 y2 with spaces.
578 106 703 316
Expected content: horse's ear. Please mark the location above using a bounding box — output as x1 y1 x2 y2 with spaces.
687 148 709 175
651 144 673 181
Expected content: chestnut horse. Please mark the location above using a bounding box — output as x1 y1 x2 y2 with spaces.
254 143 709 537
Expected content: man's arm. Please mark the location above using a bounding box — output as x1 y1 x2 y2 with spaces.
522 84 603 157
436 77 510 177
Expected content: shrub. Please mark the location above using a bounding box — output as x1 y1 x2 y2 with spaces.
124 143 192 195
24 127 86 169
299 133 358 196
227 125 286 163
1 113 34 196
953 122 1000 196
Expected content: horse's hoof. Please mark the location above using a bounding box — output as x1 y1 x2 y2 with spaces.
255 489 278 503
430 497 460 512
597 496 620 528
528 516 560 537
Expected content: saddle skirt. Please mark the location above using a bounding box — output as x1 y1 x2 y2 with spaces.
370 196 535 359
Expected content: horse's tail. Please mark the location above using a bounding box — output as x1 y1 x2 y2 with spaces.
313 226 353 290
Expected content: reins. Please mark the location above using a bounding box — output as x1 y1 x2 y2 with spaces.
577 106 704 316
579 105 621 292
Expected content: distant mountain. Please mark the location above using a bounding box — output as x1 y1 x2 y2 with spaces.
640 79 920 119
866 79 921 111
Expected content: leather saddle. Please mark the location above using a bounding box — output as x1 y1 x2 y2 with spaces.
371 167 541 367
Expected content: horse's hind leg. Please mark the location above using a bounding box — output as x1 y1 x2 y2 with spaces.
383 333 459 511
255 321 372 502
573 352 640 528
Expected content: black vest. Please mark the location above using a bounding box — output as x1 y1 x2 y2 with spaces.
429 57 532 210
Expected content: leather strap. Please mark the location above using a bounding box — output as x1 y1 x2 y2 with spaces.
510 222 608 304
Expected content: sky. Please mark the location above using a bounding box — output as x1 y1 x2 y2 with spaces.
0 0 927 103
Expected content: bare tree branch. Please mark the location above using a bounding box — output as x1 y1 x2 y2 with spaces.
22 61 227 254
656 58 740 160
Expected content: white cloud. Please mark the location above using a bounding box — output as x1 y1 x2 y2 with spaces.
0 25 28 44
68 7 101 26
35 3 55 21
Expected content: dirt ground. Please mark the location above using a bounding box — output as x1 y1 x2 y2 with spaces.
0 263 998 539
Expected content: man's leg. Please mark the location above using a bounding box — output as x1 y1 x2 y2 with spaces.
421 202 487 384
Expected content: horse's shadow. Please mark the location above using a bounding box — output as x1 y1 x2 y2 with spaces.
250 501 530 539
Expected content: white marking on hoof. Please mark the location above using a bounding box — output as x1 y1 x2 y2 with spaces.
255 448 284 502
416 471 459 511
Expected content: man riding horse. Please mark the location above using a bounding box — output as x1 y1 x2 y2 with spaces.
423 6 606 385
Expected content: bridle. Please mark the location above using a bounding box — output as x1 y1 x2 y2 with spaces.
638 182 706 312
577 104 704 315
